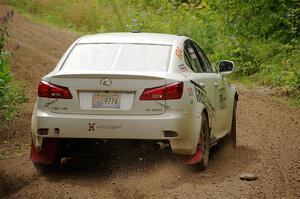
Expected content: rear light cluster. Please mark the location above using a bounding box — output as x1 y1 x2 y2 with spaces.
140 82 183 100
38 81 73 99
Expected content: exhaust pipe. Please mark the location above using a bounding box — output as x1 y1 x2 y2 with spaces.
154 141 170 151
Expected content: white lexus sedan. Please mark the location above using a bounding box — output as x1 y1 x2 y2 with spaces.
30 33 238 170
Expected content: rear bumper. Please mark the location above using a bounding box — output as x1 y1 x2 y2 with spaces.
32 108 200 155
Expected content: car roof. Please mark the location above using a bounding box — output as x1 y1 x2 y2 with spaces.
77 32 188 45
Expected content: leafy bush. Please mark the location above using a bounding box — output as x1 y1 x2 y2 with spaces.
0 11 14 89
0 11 26 127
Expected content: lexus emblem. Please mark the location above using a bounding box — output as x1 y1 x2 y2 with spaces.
100 78 112 87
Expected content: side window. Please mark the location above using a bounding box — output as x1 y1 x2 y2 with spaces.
192 42 214 73
183 41 204 73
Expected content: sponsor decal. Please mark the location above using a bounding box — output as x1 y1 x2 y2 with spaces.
46 100 68 111
190 80 215 118
188 87 194 96
50 106 68 111
196 111 201 118
179 64 188 72
88 123 121 132
88 123 96 131
44 99 57 107
219 87 226 109
155 101 170 108
176 47 183 60
190 99 194 104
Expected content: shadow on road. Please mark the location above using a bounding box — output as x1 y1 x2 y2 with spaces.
40 139 258 184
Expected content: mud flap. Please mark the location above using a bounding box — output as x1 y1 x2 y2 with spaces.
184 148 203 165
30 139 58 164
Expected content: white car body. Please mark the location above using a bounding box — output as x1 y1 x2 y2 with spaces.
31 33 237 157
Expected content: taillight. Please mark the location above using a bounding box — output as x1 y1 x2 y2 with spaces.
140 82 183 100
38 81 73 99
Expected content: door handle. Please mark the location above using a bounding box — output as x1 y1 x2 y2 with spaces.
199 82 206 88
214 82 218 87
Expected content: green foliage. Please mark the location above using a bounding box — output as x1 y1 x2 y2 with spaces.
7 0 300 100
0 11 14 91
0 11 26 127
0 81 26 124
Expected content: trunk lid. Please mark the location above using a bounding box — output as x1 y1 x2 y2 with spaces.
47 71 167 115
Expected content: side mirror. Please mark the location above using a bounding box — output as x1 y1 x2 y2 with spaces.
217 60 234 75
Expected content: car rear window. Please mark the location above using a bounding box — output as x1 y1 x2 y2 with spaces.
60 43 172 72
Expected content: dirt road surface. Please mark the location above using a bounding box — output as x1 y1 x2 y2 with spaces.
0 3 299 199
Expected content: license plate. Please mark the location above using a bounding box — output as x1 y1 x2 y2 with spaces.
92 93 121 109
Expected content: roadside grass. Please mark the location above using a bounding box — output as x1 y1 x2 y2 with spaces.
230 77 257 90
273 95 300 107
0 10 27 127
5 0 300 105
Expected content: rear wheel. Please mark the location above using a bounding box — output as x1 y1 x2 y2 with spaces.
197 112 210 171
223 99 237 148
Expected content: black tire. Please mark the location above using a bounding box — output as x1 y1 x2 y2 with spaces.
196 112 210 171
227 99 237 148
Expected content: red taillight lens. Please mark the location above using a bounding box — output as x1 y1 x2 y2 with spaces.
38 81 73 99
140 82 183 100
140 85 165 100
